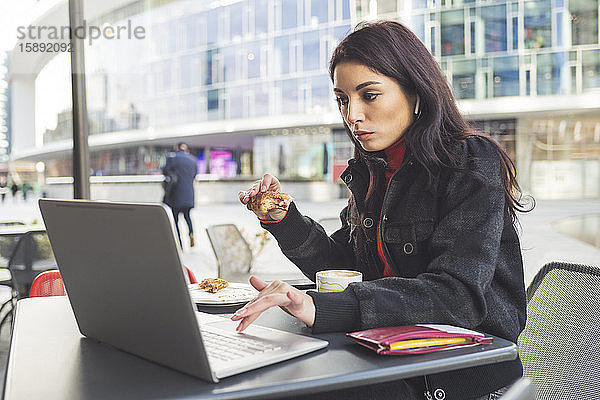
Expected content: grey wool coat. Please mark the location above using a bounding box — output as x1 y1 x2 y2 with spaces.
262 135 527 399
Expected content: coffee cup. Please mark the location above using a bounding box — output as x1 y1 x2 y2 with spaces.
316 270 362 293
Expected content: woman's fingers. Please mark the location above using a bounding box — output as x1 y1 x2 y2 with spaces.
239 174 283 209
249 275 268 291
232 293 290 332
259 174 281 192
286 289 302 305
238 179 263 205
250 181 260 196
260 174 271 192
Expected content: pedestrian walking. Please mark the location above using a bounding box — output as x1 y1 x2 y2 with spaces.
0 176 7 203
162 143 198 248
10 182 18 200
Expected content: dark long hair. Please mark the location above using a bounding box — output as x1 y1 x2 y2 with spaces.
329 21 532 258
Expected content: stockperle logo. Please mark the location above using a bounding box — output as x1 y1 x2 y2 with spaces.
17 19 146 46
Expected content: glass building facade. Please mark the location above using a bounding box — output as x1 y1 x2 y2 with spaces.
359 0 600 198
34 0 352 180
358 0 599 99
0 52 9 163
9 0 600 198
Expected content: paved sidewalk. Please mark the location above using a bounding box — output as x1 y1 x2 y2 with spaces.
0 196 599 284
0 196 598 385
1 196 599 281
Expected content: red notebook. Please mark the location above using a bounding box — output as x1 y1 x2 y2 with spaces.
346 324 493 355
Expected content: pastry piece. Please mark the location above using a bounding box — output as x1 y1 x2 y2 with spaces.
198 278 229 293
246 189 293 214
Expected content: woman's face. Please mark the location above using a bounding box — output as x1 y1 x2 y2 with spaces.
333 61 416 152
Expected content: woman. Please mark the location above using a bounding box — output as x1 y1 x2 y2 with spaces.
235 20 532 400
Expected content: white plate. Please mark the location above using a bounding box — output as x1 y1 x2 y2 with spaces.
188 282 258 305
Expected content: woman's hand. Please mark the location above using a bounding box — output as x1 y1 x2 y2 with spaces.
238 173 286 221
231 276 316 332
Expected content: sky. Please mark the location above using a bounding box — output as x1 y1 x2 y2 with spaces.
0 0 62 52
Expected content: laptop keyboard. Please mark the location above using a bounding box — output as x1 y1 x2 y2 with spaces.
201 329 282 362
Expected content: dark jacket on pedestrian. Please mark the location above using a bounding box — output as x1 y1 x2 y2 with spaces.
262 136 526 399
163 150 197 209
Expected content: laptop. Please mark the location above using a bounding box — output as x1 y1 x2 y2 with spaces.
38 198 328 382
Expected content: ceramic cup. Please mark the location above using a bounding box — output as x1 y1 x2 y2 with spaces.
316 270 362 293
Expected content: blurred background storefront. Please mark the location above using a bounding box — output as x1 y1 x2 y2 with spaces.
4 0 600 201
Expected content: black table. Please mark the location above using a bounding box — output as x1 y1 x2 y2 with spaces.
3 297 518 399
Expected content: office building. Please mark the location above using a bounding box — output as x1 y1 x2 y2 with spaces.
7 0 600 198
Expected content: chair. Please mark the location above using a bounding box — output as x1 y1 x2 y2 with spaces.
29 270 66 297
317 217 341 235
205 224 253 282
7 230 57 298
517 262 600 399
0 230 57 328
185 266 198 284
0 230 31 328
498 378 536 400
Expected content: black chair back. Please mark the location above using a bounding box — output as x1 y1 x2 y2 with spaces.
8 230 57 298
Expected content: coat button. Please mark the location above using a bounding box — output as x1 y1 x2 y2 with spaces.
403 242 414 254
363 217 373 228
344 174 353 184
433 388 446 400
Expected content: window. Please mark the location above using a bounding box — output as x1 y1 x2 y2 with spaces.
206 9 219 45
228 87 244 119
311 75 333 112
207 89 224 120
255 0 268 35
207 89 219 111
247 41 260 79
378 0 397 15
452 59 476 99
482 5 507 53
441 10 465 56
274 36 290 76
282 0 297 30
229 3 243 41
493 56 519 96
303 31 320 72
342 0 350 19
311 0 328 24
251 83 269 117
223 46 237 82
524 0 552 49
512 16 518 50
537 52 565 95
582 49 600 92
281 79 299 114
180 54 201 89
570 0 599 46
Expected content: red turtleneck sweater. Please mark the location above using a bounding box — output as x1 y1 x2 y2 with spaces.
377 138 406 277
